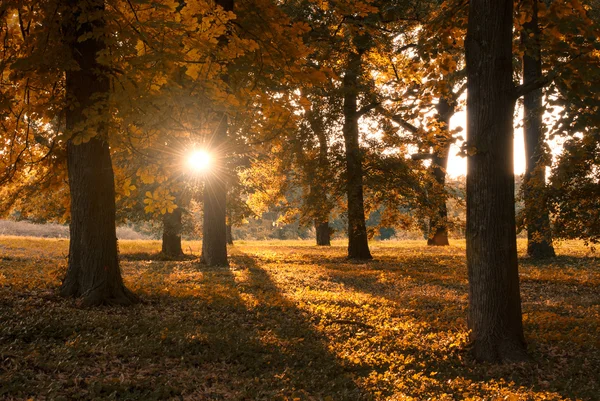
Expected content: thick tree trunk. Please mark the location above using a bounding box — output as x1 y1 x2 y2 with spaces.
427 98 453 246
465 0 527 362
60 0 137 306
162 208 184 257
522 0 555 259
343 51 372 260
200 0 233 266
315 221 331 246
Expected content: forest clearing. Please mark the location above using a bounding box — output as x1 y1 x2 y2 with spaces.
1 237 598 400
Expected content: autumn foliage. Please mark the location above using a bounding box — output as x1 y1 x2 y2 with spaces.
1 0 600 395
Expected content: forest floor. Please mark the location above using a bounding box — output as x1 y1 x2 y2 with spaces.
0 237 599 400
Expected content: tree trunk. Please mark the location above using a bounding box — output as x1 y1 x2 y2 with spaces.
315 220 331 246
200 0 233 266
201 114 228 266
465 0 527 362
427 98 453 246
309 108 333 247
162 208 184 257
343 50 372 260
226 223 234 245
521 0 555 259
59 0 137 306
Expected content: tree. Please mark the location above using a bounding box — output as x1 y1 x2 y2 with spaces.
60 0 137 305
200 111 229 266
343 41 372 259
310 134 334 246
199 0 232 267
425 98 454 246
520 0 555 258
162 208 184 257
304 96 338 246
465 0 527 362
542 0 600 245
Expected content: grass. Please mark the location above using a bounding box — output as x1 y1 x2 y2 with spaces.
0 220 147 240
1 237 599 400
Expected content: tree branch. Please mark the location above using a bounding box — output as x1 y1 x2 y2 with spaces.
514 48 594 99
357 101 380 117
391 114 419 133
411 153 434 161
514 72 555 99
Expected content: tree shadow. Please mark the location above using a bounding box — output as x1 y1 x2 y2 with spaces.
119 252 196 262
177 251 369 399
234 246 599 400
118 251 369 399
2 244 598 400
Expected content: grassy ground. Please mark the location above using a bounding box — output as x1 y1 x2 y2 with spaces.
0 237 598 400
0 220 147 240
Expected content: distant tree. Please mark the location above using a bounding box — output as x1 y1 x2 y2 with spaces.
200 111 228 266
520 0 555 258
162 208 184 257
287 90 344 247
342 36 373 259
199 0 234 267
543 0 600 245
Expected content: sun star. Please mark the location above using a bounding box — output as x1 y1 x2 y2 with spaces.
187 150 212 172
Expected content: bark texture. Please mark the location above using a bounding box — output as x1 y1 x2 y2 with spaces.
465 0 528 362
521 0 555 259
427 98 453 246
162 208 184 257
200 0 233 266
60 0 137 306
343 50 372 260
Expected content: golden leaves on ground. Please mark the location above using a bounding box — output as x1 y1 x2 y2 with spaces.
0 238 599 400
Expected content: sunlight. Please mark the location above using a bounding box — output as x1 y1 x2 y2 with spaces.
187 150 212 172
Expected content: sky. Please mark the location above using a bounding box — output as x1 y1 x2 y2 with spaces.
446 110 527 178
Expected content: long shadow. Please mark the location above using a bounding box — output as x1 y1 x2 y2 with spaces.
1 255 368 400
282 250 469 301
119 252 368 399
2 245 597 400
119 252 195 262
185 252 368 400
237 246 600 400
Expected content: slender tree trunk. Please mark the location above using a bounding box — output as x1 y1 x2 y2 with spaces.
226 223 233 245
343 51 372 260
201 115 228 266
162 208 184 257
60 0 137 306
465 0 527 362
200 0 233 266
315 221 331 246
522 0 555 259
427 98 453 246
309 109 332 247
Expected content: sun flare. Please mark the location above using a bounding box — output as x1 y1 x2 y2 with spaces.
187 150 212 172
